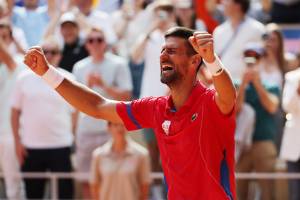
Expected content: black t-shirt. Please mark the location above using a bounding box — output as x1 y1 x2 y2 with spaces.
59 38 89 72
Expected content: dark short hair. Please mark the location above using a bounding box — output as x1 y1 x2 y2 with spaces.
164 26 203 71
234 0 250 14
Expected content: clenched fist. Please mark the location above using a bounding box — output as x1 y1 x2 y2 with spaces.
24 46 50 76
189 32 215 63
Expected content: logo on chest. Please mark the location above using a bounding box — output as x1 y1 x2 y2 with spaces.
191 113 198 122
162 120 171 135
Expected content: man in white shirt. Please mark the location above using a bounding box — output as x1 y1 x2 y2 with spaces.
10 38 75 199
72 26 132 199
280 68 300 200
0 36 24 200
213 0 265 81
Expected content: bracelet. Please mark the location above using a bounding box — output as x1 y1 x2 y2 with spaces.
42 66 65 89
203 55 224 76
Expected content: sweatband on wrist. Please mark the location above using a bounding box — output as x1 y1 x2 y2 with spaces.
203 55 224 76
42 66 64 89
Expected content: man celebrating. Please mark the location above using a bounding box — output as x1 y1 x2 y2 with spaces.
24 27 236 200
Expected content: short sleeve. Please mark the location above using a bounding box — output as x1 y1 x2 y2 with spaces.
90 150 101 185
116 97 157 131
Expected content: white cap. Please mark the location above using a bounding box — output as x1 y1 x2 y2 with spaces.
60 12 77 26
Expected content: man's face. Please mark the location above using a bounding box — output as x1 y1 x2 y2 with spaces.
222 0 237 17
60 22 79 44
160 37 192 85
42 45 61 66
85 30 106 56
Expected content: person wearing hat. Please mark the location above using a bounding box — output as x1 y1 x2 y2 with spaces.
58 12 89 72
235 43 280 200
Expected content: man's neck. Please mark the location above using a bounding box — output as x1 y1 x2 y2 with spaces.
92 54 104 63
170 79 196 110
229 13 245 30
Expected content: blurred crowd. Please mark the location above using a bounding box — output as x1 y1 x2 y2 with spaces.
0 0 300 199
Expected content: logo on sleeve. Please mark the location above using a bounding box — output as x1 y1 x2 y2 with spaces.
162 120 171 135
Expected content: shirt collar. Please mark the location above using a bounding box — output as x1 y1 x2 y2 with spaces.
166 81 206 115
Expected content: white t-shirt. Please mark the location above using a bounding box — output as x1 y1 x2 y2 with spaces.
140 30 168 98
10 69 75 148
213 17 265 81
72 53 132 136
0 58 25 137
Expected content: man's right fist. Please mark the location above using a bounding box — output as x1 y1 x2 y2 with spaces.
24 46 49 76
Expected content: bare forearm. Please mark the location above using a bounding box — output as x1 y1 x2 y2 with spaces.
55 78 122 123
130 34 148 64
213 69 236 113
254 82 279 113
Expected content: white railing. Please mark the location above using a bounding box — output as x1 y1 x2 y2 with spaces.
0 172 298 200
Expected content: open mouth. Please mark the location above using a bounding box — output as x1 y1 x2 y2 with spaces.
161 64 174 72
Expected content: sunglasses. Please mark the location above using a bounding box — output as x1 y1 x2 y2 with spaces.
43 49 60 55
87 37 104 44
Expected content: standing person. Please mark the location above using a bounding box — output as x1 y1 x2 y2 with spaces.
90 121 151 200
10 0 56 46
11 38 75 200
235 46 280 200
213 0 265 81
24 26 237 200
0 35 24 200
280 67 300 200
72 27 132 199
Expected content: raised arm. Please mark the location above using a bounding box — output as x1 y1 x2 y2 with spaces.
23 47 123 123
189 32 236 115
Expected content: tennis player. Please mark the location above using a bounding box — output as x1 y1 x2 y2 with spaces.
24 27 236 200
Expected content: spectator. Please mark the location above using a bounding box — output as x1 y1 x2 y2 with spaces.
213 0 265 81
90 122 151 200
72 27 132 199
111 0 152 98
236 45 280 200
280 66 300 200
10 0 56 46
174 0 206 31
248 0 272 24
11 38 75 200
130 1 176 198
72 0 117 45
0 19 26 55
0 34 24 200
58 12 89 72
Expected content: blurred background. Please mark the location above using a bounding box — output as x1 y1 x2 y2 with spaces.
0 0 300 199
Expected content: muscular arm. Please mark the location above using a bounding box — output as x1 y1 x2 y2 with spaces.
213 67 236 115
55 78 124 123
24 48 124 123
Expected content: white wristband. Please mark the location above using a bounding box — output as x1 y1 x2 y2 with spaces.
203 55 224 76
42 66 64 89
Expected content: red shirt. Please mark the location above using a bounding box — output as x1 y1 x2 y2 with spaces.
117 81 236 200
